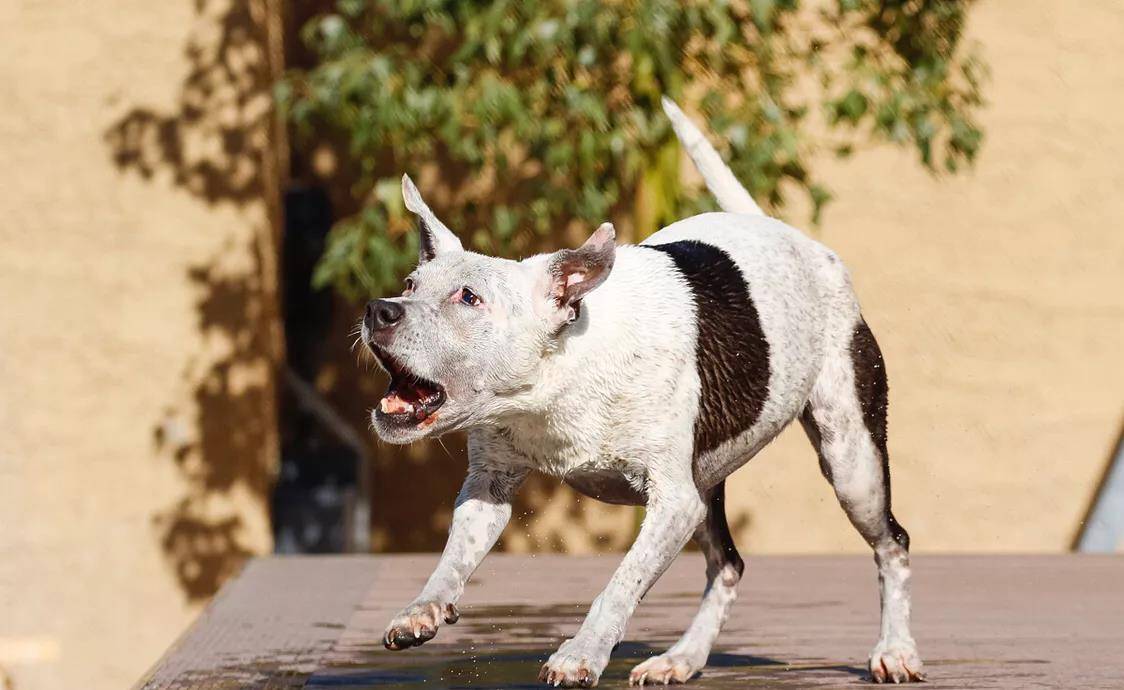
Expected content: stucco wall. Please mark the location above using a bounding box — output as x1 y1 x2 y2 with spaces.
0 1 282 689
496 0 1124 557
722 0 1124 553
0 0 1122 689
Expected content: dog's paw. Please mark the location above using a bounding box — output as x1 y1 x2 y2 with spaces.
537 638 609 687
383 600 459 650
628 651 701 685
869 637 925 683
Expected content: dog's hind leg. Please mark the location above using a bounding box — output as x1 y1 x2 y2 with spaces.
800 318 924 684
628 481 743 686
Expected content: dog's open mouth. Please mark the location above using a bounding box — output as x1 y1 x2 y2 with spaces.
370 346 447 426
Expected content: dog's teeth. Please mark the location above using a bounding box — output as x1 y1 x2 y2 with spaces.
380 394 416 415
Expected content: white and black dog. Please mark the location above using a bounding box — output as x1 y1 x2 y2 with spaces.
362 97 924 687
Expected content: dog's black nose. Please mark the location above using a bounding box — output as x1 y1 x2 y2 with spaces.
365 299 404 332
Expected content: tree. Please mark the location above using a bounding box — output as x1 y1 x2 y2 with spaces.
278 0 986 299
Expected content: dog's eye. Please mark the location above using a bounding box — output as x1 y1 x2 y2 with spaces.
460 287 483 307
403 277 415 296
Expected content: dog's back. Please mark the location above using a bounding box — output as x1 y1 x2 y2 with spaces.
557 211 859 489
644 212 857 485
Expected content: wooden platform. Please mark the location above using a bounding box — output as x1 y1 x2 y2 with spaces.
136 554 1124 689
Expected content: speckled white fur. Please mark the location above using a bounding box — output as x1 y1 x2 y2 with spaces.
374 100 923 687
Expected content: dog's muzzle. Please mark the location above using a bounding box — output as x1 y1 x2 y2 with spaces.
363 298 447 428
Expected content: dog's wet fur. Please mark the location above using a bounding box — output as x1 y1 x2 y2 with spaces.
365 98 925 687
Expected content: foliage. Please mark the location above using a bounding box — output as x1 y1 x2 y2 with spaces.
278 0 987 299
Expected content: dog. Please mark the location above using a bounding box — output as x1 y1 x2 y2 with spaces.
362 97 924 687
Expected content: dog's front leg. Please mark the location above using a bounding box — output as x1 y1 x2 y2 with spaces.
539 480 706 687
384 464 527 650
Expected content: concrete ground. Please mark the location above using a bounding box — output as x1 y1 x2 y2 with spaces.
137 554 1124 689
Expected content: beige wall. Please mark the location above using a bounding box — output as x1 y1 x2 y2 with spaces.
0 0 1122 689
0 1 282 689
724 0 1124 553
501 0 1124 556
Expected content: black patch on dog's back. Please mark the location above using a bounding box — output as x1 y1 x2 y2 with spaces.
646 240 770 456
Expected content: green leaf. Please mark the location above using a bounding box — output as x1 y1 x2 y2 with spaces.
836 89 868 124
279 0 988 296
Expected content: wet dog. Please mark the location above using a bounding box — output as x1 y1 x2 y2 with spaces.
364 98 924 686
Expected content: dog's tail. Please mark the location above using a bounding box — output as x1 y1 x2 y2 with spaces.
661 96 764 217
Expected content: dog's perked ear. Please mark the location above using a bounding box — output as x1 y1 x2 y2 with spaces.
401 174 463 263
546 222 616 324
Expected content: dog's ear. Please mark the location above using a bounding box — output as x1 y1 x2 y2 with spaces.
402 174 463 263
546 222 616 324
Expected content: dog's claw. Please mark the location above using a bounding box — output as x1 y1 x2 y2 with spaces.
869 638 925 684
629 652 698 686
383 600 452 651
539 638 606 687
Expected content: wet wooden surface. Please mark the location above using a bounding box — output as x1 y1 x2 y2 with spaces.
136 554 1124 689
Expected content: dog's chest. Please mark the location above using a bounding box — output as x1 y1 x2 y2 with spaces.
563 464 648 506
497 420 649 506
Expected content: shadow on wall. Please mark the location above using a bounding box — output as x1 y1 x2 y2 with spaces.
103 0 282 601
98 0 740 565
279 1 664 557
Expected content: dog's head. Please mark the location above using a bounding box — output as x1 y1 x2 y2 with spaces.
362 175 616 443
